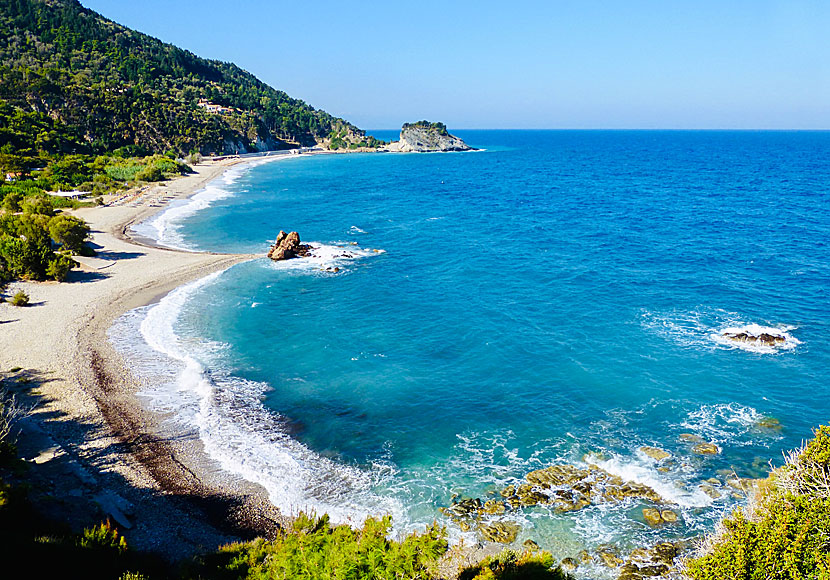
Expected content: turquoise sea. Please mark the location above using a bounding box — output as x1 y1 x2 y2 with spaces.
116 131 830 572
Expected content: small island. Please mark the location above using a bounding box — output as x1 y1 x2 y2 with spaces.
384 120 476 152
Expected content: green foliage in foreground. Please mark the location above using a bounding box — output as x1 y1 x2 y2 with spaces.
193 512 448 580
685 425 830 580
458 549 568 580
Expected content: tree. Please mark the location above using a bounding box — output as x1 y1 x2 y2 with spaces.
48 214 90 253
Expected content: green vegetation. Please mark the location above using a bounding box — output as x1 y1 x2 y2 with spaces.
0 198 87 282
193 513 447 579
0 0 378 162
685 425 830 580
402 120 449 136
9 290 29 306
458 550 568 580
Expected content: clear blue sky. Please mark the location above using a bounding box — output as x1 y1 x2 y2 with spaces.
80 0 829 130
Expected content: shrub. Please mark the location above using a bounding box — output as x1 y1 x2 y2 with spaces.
195 512 448 580
46 253 77 281
685 425 830 580
79 520 128 554
48 214 90 253
10 290 29 306
135 164 164 182
458 549 567 580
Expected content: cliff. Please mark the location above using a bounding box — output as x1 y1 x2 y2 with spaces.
385 121 475 152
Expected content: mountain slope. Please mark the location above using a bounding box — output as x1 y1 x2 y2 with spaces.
0 0 372 156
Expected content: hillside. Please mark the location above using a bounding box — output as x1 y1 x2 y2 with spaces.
0 0 378 163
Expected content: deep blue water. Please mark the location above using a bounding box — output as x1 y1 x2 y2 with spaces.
120 131 830 570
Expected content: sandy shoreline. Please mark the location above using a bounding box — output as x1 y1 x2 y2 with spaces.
0 158 289 559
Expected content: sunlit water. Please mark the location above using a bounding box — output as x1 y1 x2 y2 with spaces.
114 131 830 574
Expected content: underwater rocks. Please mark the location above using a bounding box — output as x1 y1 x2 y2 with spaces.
267 230 311 260
440 462 668 544
642 508 678 526
563 540 685 578
691 442 719 455
478 521 520 543
640 446 672 461
721 331 786 346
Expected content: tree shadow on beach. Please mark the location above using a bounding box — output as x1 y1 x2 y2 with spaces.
95 250 144 260
0 365 282 570
65 270 111 284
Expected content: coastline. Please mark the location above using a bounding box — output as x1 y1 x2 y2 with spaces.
0 158 289 559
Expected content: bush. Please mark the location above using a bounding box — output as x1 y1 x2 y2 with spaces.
48 214 90 253
10 290 29 306
458 549 567 580
193 512 448 580
46 253 77 281
685 425 830 580
79 520 128 554
135 164 164 182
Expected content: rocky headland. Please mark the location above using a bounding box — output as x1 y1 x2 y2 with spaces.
384 120 475 152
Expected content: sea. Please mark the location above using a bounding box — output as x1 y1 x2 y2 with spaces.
114 130 829 574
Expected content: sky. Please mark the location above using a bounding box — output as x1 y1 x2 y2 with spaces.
79 0 829 130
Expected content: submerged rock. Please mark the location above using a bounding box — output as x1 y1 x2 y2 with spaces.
692 442 720 455
478 521 520 543
679 433 704 443
267 230 311 261
640 446 671 461
756 416 782 430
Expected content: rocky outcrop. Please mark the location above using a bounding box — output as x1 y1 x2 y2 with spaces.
721 331 786 346
384 121 475 152
267 231 311 261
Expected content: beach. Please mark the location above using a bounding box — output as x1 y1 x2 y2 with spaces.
0 158 288 559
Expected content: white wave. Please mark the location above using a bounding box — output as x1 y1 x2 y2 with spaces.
641 308 801 354
712 323 801 353
678 402 778 447
133 156 288 250
590 454 713 509
118 269 401 525
349 225 367 234
265 242 385 273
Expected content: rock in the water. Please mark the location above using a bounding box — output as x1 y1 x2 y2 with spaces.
642 508 678 526
559 557 578 571
660 509 678 523
267 230 312 261
642 508 663 526
478 521 520 544
596 545 623 568
692 442 719 455
384 121 475 152
640 446 671 461
679 433 704 443
722 331 786 346
756 416 782 430
523 539 540 551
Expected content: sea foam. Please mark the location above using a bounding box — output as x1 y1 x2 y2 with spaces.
113 269 401 526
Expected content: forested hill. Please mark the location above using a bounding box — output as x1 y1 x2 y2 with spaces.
0 0 377 158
